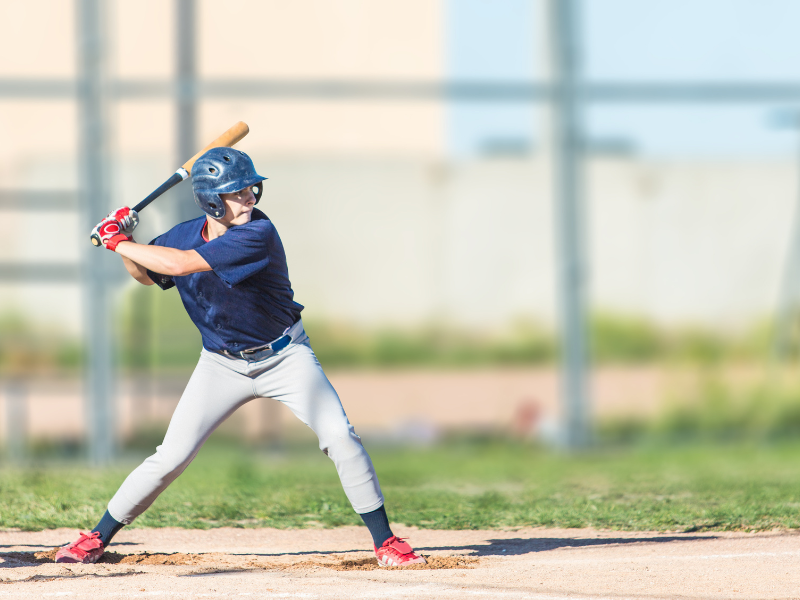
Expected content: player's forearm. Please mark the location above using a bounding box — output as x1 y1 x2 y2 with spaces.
120 252 155 285
115 241 212 277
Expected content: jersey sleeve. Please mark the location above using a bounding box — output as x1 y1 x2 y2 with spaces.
145 235 175 290
194 221 272 288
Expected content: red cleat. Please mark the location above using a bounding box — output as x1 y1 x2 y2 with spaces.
54 531 104 564
374 536 426 567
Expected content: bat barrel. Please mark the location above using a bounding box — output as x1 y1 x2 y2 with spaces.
181 121 249 173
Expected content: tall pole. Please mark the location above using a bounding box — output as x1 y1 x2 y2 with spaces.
550 0 591 448
77 0 116 464
774 114 800 359
536 0 554 155
176 0 199 223
5 380 27 462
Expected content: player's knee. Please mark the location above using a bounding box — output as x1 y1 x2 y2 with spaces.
148 444 195 477
320 428 366 461
316 421 355 446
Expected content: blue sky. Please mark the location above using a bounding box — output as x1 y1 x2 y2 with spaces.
447 0 800 158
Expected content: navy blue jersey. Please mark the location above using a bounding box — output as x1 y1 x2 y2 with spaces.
146 209 304 353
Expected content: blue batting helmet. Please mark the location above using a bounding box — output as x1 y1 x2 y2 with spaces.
191 147 266 219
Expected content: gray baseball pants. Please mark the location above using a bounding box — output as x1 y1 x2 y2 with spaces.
107 321 384 524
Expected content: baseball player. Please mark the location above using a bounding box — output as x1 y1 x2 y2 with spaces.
54 148 425 568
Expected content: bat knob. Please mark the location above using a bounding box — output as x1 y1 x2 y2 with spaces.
90 233 102 247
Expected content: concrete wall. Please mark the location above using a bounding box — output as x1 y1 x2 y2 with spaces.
587 157 793 328
0 155 794 333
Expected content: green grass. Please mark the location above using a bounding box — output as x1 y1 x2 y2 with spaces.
3 439 800 532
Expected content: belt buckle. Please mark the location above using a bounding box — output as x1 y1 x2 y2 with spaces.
239 343 268 358
237 334 292 361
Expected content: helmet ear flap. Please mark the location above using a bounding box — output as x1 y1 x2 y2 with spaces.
252 183 263 204
194 190 226 219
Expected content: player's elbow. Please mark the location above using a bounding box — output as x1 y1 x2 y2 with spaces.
121 256 155 285
132 272 155 286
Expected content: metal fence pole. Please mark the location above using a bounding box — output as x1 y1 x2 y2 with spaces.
176 0 200 223
550 0 591 448
77 0 116 464
5 380 27 461
773 114 800 359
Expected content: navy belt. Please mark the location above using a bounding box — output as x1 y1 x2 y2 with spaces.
219 334 292 362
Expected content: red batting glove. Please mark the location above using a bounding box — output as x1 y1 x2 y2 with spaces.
104 206 139 234
91 218 132 252
106 233 132 252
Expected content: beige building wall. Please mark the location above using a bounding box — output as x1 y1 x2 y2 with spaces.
0 0 446 177
0 0 447 334
194 0 446 158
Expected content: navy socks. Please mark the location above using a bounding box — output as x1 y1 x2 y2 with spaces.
359 505 394 548
92 510 125 547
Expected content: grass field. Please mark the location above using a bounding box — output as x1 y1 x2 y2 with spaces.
3 439 800 533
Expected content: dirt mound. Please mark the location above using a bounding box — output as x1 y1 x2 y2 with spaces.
9 549 235 568
24 549 222 567
19 548 476 571
108 552 477 571
293 555 478 571
1 550 58 564
109 552 204 565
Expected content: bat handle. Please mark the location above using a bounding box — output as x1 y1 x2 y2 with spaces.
91 168 189 247
132 168 189 213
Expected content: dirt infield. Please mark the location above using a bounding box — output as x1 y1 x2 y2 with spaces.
0 526 799 599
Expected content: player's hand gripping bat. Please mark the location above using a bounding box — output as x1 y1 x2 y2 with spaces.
90 121 250 246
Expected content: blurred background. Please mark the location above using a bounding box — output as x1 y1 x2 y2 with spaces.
2 0 800 463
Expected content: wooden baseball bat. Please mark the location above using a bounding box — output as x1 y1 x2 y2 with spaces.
90 121 250 246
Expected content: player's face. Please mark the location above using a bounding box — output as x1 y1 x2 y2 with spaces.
218 186 257 226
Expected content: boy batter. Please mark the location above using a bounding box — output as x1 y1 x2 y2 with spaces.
55 147 425 568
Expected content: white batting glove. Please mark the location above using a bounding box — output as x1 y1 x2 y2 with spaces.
90 217 131 251
105 206 139 234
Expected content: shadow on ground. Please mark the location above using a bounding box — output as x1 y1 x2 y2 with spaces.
422 535 717 557
0 535 716 573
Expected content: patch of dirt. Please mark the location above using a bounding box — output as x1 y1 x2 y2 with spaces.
26 548 223 568
110 552 207 566
1 550 58 564
21 548 477 572
319 555 478 571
